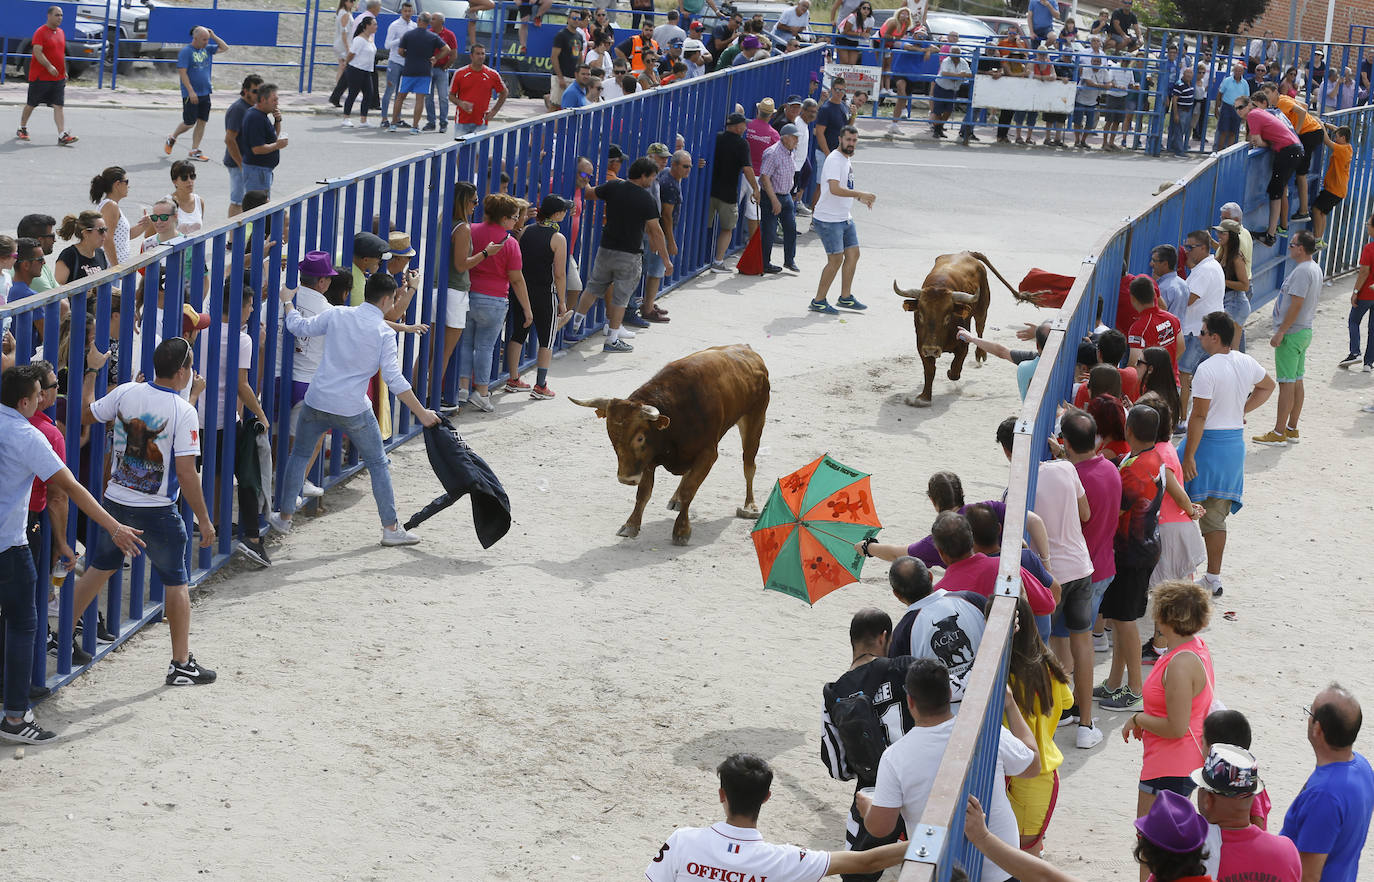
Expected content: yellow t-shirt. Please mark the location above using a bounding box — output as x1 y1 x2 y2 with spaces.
1006 675 1074 775
1324 141 1353 197
1276 95 1322 135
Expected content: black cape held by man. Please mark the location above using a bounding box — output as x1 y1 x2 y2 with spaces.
404 417 511 548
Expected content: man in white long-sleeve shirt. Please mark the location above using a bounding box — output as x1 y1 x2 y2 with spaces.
272 272 439 546
379 0 417 127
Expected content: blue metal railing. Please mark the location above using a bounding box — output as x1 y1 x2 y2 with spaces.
1 43 824 693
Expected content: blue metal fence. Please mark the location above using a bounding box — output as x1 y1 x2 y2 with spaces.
0 43 824 693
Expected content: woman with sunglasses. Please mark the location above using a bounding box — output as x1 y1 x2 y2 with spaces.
836 2 874 65
169 159 207 236
53 210 108 287
91 166 154 268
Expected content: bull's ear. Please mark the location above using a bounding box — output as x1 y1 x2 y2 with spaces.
569 397 611 419
651 414 671 430
901 300 918 313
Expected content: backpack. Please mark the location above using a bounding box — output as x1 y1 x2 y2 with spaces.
823 685 887 783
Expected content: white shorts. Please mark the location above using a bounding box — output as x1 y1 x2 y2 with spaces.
743 195 758 221
445 288 470 328
567 254 583 292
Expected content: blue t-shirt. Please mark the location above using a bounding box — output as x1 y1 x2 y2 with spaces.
398 27 443 78
1029 0 1054 32
814 100 848 152
177 42 218 98
1217 75 1249 107
1016 355 1040 400
560 80 587 109
223 97 251 168
1281 754 1374 882
239 107 280 169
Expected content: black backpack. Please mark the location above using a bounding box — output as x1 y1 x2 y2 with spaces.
823 685 887 783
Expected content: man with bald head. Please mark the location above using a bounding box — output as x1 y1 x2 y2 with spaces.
164 26 230 161
1281 683 1374 882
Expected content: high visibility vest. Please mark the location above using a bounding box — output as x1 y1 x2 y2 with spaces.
629 35 658 72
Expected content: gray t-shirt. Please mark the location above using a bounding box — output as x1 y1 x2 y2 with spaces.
1274 259 1323 331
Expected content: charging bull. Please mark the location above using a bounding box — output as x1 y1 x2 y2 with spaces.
571 344 769 546
894 251 1043 407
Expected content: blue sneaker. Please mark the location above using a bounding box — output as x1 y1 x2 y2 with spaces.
603 338 634 353
837 296 868 311
809 299 840 315
624 312 651 329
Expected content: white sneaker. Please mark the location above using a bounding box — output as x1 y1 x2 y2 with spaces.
1092 632 1110 653
381 526 421 546
887 122 902 135
1075 724 1104 749
709 261 732 273
302 479 325 498
616 327 636 339
1364 364 1374 373
266 512 292 535
467 393 494 413
357 120 373 128
341 119 355 127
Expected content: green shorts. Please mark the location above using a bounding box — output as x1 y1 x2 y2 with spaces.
1274 327 1313 382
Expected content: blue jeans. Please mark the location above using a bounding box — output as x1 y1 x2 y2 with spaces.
1168 108 1194 154
241 164 274 196
282 404 397 527
1223 289 1251 352
1350 301 1374 364
453 122 485 137
426 67 451 127
0 544 37 719
457 292 509 390
380 60 403 119
760 192 797 268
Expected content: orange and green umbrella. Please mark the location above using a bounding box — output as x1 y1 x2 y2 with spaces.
751 454 883 605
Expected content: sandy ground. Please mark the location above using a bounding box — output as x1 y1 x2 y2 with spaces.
6 142 1373 881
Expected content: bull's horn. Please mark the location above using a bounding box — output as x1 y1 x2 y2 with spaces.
640 404 661 420
892 280 922 299
950 291 978 305
569 397 612 410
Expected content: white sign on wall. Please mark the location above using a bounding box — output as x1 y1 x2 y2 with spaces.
823 63 883 102
970 75 1077 113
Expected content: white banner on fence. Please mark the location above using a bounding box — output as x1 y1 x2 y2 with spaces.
823 63 882 102
970 76 1077 113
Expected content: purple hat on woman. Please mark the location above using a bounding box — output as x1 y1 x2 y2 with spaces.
298 251 338 277
1134 790 1208 853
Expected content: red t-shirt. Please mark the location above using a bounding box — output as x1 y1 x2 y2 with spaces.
30 24 67 81
1128 306 1182 379
431 27 457 68
934 552 1056 616
1359 242 1374 301
449 64 506 125
1244 107 1300 151
28 411 65 512
1117 446 1163 546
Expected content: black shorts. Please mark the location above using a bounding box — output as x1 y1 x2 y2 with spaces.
182 94 212 125
1297 128 1324 174
835 36 859 48
506 286 558 349
518 0 534 17
26 79 65 108
1314 188 1343 215
1268 144 1303 200
1051 575 1094 633
1099 566 1150 622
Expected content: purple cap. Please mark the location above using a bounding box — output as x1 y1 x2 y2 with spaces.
1134 790 1208 853
298 250 338 277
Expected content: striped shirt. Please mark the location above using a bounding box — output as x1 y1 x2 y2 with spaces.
758 140 796 195
1170 80 1195 109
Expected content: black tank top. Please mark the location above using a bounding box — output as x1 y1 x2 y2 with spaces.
520 223 558 298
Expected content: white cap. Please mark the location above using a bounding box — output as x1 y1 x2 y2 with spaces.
683 38 705 52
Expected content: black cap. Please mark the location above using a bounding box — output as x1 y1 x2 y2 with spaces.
353 231 389 260
607 142 624 160
538 194 572 218
785 94 803 105
726 112 747 125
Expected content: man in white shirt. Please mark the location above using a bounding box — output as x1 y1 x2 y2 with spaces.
70 337 217 688
884 555 985 701
379 0 417 127
810 125 875 316
0 364 144 743
273 272 439 546
1179 228 1227 423
863 659 1040 882
772 0 811 46
653 10 686 48
645 752 908 881
1181 311 1275 597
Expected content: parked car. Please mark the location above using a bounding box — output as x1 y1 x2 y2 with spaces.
377 0 552 98
76 0 179 73
4 19 108 79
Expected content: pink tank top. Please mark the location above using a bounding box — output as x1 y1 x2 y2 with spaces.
1141 636 1214 780
1154 442 1190 524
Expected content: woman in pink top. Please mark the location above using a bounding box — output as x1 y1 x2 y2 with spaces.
455 193 533 413
1235 94 1303 246
1123 579 1215 882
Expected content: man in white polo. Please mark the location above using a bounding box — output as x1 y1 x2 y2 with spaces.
645 753 908 880
1179 228 1226 425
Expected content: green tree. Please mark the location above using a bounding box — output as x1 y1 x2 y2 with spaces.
1176 0 1269 33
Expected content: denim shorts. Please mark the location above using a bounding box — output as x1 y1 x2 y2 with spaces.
813 218 858 255
241 164 274 196
1177 334 1208 374
642 247 665 279
228 166 246 205
1140 775 1196 797
453 122 486 137
89 500 190 586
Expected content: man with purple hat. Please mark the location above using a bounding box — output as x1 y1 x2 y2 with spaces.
1193 744 1300 882
283 251 338 500
1132 789 1212 881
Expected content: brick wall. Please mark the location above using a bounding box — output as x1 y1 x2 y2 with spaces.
1240 0 1374 47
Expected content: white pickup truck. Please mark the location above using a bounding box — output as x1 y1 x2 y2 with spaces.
77 0 179 72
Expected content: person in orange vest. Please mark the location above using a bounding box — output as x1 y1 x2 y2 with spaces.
616 21 659 73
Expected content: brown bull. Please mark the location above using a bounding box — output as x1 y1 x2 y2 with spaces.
571 344 770 546
120 416 167 465
894 251 1042 407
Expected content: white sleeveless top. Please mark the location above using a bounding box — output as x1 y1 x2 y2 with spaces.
175 193 204 235
98 196 131 265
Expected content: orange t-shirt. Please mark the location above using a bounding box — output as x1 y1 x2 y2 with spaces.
1324 141 1353 197
1276 95 1322 135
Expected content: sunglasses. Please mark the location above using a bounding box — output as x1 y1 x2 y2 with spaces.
90 226 108 233
40 379 59 390
118 178 129 184
178 172 197 180
149 213 174 222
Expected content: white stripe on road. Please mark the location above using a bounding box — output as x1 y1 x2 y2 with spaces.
854 160 971 169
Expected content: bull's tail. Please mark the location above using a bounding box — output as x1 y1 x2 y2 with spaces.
967 251 1053 306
